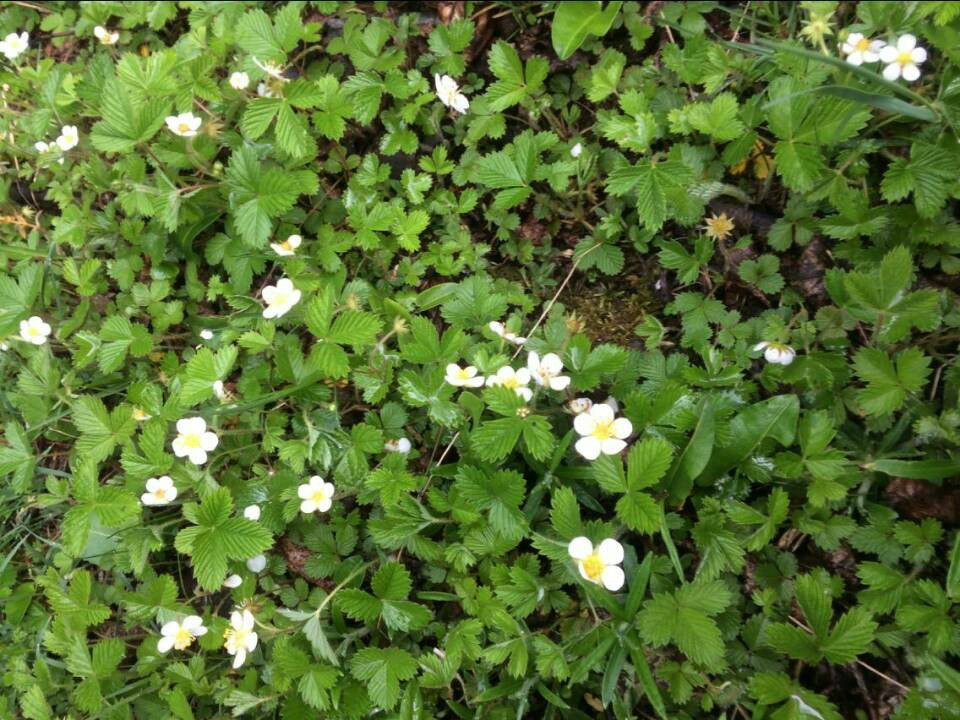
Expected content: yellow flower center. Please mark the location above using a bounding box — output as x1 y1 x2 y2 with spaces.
856 37 870 51
581 553 604 581
182 432 202 449
280 241 292 251
272 291 289 306
173 626 195 650
897 51 913 65
311 489 327 504
705 214 735 240
27 326 39 336
224 627 251 649
153 488 167 500
591 420 614 441
457 368 471 380
178 122 190 134
502 376 519 389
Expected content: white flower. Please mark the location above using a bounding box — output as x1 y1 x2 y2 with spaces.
171 416 219 465
527 351 570 391
567 537 625 591
880 34 927 82
252 57 288 81
261 277 301 319
568 397 593 415
298 476 334 513
840 32 883 65
434 74 469 114
243 505 261 521
213 380 227 400
0 32 29 60
229 71 250 90
384 437 412 453
93 26 119 45
753 341 796 366
246 554 267 572
573 403 632 460
199 329 214 340
19 316 51 345
270 234 301 257
486 366 533 402
223 609 258 668
141 475 177 506
256 82 274 98
34 141 49 152
165 112 202 137
445 363 484 388
488 320 526 345
158 615 207 653
55 125 78 151
223 574 243 588
571 142 583 158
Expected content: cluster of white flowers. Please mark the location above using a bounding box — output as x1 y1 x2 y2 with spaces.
166 111 202 137
0 31 28 60
446 351 572 398
34 125 78 165
841 32 927 82
157 608 259 670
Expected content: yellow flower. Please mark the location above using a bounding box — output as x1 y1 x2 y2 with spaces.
704 213 735 241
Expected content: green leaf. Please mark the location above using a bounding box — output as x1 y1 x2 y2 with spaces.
701 395 799 483
0 421 36 492
551 1 622 60
455 466 527 539
224 146 318 247
350 648 418 710
90 78 169 154
686 92 745 142
174 488 273 591
71 396 137 463
666 399 714 503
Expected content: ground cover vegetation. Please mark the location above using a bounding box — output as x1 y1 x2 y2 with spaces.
2 1 960 718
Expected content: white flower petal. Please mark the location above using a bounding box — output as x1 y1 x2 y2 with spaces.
573 412 597 436
568 536 594 560
610 417 632 439
157 635 176 653
882 62 902 81
590 403 615 423
597 538 624 565
897 34 916 52
601 565 625 591
901 63 921 82
575 436 602 460
600 438 627 455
